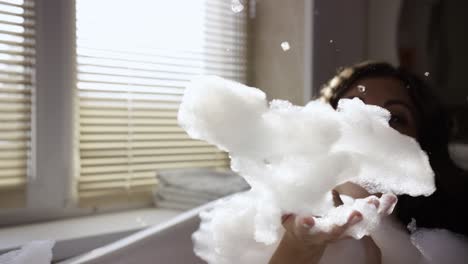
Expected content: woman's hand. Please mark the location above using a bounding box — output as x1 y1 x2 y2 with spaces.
268 210 363 264
268 191 397 264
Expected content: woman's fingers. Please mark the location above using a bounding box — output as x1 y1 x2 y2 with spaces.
281 214 317 240
281 191 389 244
281 213 293 224
347 210 364 226
280 192 396 250
366 196 380 209
378 193 398 215
329 210 363 238
283 210 363 244
281 213 296 233
332 189 344 207
296 216 316 237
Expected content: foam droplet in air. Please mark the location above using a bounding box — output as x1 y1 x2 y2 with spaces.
357 85 366 93
231 0 244 13
329 39 334 43
407 218 417 233
424 72 430 77
280 41 290 51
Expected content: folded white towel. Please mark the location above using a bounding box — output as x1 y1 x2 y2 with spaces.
157 168 249 196
157 200 204 211
156 190 215 205
154 168 249 210
158 186 221 201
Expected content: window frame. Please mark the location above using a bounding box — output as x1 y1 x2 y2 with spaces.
0 0 251 225
0 0 86 225
0 0 316 225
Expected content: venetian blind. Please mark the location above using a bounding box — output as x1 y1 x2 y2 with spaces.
0 0 35 207
76 0 247 206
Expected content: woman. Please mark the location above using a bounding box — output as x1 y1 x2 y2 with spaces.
269 61 468 263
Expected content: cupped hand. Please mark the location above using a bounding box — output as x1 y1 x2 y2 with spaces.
271 192 397 264
281 192 397 245
281 209 363 247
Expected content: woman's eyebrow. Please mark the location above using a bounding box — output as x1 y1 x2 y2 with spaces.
384 99 412 110
384 99 417 117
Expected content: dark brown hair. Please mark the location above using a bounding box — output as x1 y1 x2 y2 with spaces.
320 61 468 235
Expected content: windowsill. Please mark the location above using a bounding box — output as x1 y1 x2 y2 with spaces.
0 208 183 261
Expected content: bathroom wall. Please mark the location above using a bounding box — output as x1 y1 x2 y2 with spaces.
250 0 402 103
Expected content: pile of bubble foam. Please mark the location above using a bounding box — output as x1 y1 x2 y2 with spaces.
177 76 442 263
0 241 54 264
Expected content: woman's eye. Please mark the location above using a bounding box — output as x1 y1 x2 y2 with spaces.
389 115 407 126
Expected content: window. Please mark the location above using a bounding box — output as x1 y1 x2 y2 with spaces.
75 0 248 207
0 0 35 208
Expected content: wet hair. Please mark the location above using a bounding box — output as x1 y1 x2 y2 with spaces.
319 61 468 235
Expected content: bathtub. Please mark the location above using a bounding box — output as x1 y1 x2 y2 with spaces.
59 201 217 264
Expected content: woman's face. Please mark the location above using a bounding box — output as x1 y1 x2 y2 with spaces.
334 77 419 199
340 77 419 138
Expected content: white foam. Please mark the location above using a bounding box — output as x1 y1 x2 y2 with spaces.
280 41 290 51
0 241 54 264
178 76 436 263
230 0 244 13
